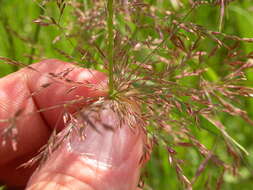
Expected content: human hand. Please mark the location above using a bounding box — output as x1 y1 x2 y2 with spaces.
0 59 145 190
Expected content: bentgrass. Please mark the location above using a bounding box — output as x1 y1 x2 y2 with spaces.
1 0 253 189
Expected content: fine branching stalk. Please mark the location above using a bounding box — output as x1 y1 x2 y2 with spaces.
1 0 253 189
28 6 44 65
107 0 114 97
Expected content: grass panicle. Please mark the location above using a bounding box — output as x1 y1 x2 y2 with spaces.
1 0 253 189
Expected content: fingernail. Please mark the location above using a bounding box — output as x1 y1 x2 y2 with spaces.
67 103 141 169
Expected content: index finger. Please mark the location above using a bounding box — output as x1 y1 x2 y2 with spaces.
0 59 107 187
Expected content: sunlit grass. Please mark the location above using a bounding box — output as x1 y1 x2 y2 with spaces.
1 0 253 189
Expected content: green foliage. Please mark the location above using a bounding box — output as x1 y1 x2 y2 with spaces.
1 0 253 189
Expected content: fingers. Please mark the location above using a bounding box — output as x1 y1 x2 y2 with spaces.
0 59 107 187
26 59 107 129
26 101 144 190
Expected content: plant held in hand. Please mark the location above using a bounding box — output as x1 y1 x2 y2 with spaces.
1 0 253 189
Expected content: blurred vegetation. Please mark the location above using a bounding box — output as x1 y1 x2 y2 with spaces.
1 0 253 189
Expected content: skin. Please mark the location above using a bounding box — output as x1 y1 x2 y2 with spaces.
0 59 144 190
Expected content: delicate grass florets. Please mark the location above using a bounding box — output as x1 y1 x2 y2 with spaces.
1 0 253 189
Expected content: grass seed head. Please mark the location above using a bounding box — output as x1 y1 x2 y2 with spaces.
1 0 253 189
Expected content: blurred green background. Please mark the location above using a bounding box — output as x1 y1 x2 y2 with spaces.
1 0 253 189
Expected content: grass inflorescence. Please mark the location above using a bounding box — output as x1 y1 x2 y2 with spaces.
1 0 253 189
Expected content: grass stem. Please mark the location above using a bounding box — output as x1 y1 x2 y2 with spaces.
107 0 114 96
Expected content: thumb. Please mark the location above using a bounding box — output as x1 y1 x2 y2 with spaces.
26 100 145 190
